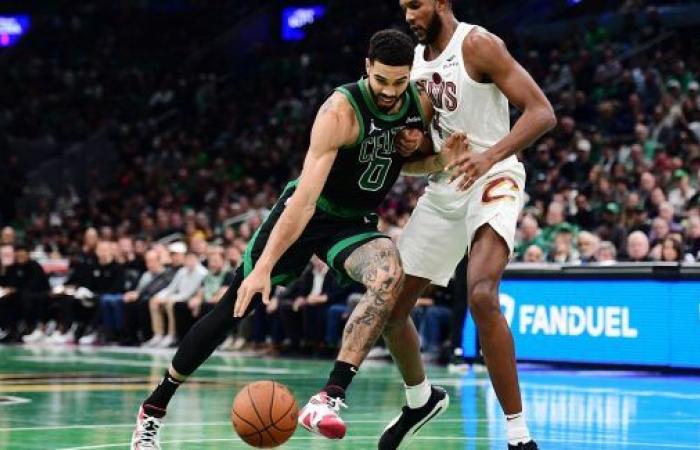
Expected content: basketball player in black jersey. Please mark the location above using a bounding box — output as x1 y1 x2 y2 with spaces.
131 29 469 448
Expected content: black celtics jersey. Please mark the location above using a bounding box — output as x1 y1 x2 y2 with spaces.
320 78 426 214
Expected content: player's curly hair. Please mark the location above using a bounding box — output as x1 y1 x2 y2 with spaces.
368 29 414 67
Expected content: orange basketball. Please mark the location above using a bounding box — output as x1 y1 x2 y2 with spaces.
231 381 299 448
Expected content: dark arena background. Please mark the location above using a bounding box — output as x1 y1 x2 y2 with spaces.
1 0 700 449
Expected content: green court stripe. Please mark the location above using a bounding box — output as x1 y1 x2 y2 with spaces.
410 81 428 126
335 87 364 148
358 78 410 122
326 231 386 269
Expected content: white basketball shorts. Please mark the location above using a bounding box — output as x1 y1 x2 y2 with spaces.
398 163 526 286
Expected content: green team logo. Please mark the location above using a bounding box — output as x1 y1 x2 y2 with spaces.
358 124 401 191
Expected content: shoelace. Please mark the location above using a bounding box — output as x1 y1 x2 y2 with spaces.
138 417 161 447
326 396 348 412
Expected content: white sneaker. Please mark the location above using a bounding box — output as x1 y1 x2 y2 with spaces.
47 331 74 345
45 321 57 336
218 336 235 351
366 346 391 360
78 332 98 346
232 337 246 351
298 392 347 439
155 335 174 348
130 405 163 450
142 335 164 347
22 329 46 344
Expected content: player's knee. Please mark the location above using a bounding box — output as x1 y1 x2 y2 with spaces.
376 252 404 298
468 279 500 321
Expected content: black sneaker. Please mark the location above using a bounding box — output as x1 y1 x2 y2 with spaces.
508 441 539 450
378 386 449 450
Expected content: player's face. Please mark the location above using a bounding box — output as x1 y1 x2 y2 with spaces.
365 60 411 112
401 0 442 45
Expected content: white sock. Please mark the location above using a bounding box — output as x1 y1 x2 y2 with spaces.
505 412 531 446
405 378 431 409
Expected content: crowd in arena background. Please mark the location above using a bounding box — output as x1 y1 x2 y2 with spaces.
1 1 699 350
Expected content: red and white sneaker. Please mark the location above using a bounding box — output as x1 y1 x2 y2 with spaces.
298 392 347 439
130 405 164 450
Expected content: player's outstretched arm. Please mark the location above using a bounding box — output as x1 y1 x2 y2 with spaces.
447 29 556 189
233 93 357 317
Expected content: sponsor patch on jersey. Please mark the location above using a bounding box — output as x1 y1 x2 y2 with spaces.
406 116 422 124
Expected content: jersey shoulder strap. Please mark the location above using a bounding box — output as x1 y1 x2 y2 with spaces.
334 81 368 148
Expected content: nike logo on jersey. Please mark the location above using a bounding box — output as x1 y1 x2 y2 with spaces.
446 55 455 62
369 119 382 134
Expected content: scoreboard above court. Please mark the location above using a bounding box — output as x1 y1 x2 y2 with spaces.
281 6 326 41
0 15 29 48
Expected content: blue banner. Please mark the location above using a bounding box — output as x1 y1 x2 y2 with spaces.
462 279 700 368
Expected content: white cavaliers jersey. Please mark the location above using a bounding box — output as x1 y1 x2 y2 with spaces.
411 23 520 194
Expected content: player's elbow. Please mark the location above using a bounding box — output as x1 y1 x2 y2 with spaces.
540 103 557 132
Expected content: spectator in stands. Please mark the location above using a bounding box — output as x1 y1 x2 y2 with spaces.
576 231 600 264
173 247 233 341
122 249 175 346
117 236 146 274
62 241 126 345
625 231 652 262
668 170 696 214
95 241 131 345
548 226 579 263
273 257 351 354
541 201 577 250
659 236 684 262
595 202 627 252
515 214 545 259
684 216 700 261
145 250 206 348
658 202 684 234
627 203 652 235
595 241 617 264
570 194 597 231
14 245 52 344
523 244 545 263
1 227 15 246
189 236 209 263
649 217 671 247
411 284 453 360
225 244 243 269
167 242 187 269
0 245 18 342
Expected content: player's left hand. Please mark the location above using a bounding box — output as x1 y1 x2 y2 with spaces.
446 151 497 191
394 128 424 157
234 269 271 317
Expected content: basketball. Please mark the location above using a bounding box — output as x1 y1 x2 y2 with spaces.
231 381 299 448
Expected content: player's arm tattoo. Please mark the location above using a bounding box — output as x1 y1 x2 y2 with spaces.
319 96 335 115
338 239 404 361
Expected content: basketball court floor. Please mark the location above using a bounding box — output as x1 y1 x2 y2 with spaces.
1 345 699 449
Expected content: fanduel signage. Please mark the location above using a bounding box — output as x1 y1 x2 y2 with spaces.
462 279 700 368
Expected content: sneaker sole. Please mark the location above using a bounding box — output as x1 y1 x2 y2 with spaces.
382 393 450 450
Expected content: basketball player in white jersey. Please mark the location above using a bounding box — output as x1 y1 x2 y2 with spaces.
378 1 556 449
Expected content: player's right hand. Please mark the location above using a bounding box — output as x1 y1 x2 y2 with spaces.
395 128 424 157
234 268 272 317
440 132 469 167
